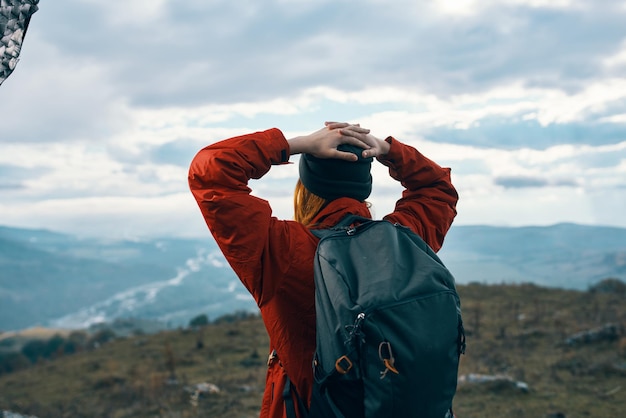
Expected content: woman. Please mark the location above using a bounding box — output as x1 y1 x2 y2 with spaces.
188 121 458 418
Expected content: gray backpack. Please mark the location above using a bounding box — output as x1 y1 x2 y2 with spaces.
285 215 465 418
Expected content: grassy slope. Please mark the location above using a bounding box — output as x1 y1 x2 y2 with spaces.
0 283 625 418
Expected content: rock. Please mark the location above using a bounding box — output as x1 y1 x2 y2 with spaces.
2 412 40 418
458 373 530 393
564 323 621 347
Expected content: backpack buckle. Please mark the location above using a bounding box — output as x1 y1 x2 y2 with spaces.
267 349 278 367
378 342 399 379
335 355 353 374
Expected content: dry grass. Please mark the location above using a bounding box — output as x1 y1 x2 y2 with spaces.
0 283 624 418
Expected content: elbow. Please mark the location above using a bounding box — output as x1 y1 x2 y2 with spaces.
188 149 218 192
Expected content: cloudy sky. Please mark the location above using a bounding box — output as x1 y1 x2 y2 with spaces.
1 0 625 239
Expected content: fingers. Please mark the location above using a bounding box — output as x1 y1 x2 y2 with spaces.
339 127 373 146
339 127 370 138
325 121 350 130
361 149 377 158
331 149 359 162
341 126 370 135
325 121 370 133
338 136 370 153
339 128 385 158
314 121 379 160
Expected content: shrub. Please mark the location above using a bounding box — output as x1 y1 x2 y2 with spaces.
213 310 258 325
0 351 31 374
44 334 66 358
21 339 47 363
189 313 210 328
89 329 117 347
588 278 626 295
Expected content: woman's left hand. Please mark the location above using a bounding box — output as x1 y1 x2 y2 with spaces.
288 122 371 161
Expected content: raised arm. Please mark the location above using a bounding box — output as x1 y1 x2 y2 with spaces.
339 127 458 252
379 138 458 252
188 128 289 301
188 124 377 302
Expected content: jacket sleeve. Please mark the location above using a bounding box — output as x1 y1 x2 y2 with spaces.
380 137 458 252
187 128 294 305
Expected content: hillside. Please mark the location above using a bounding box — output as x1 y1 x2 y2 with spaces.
0 226 253 331
0 282 624 418
439 223 626 288
1 223 625 332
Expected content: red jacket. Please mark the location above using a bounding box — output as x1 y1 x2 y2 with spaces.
188 128 458 418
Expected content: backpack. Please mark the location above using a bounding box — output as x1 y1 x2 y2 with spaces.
285 215 465 418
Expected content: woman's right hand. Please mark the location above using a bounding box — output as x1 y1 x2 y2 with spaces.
338 124 391 158
288 122 372 161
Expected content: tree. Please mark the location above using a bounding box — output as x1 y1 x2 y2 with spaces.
21 339 47 363
189 313 210 328
89 328 117 348
44 334 66 358
0 351 30 374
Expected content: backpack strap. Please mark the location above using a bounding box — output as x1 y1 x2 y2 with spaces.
283 375 309 418
310 214 372 239
334 213 371 229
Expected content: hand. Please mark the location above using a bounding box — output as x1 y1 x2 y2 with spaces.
338 124 390 158
288 122 372 161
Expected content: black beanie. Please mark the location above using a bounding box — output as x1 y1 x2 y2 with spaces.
299 144 373 201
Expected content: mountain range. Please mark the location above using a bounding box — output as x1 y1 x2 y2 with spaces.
1 222 624 332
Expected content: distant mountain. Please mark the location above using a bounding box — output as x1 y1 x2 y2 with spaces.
438 223 626 288
0 223 624 332
0 226 252 331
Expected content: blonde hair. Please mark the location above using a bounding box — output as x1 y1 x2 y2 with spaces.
294 179 328 226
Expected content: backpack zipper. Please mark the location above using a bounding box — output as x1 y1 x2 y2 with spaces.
347 289 463 377
362 289 460 318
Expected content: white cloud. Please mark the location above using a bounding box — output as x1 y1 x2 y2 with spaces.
95 0 168 25
599 113 626 123
501 0 577 8
291 81 626 140
90 78 626 151
603 40 626 69
6 133 625 238
2 0 626 237
0 36 130 143
0 193 203 239
455 186 598 227
432 0 479 15
2 77 626 236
